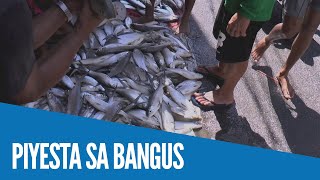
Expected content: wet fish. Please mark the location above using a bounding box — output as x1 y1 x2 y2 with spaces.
165 68 203 80
133 49 148 71
160 102 175 132
67 77 83 115
176 80 202 95
47 92 65 113
61 75 75 89
89 71 124 88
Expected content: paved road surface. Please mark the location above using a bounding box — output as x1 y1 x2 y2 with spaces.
187 0 320 157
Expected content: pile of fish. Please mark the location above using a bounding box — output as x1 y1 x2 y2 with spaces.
121 0 185 22
24 1 204 136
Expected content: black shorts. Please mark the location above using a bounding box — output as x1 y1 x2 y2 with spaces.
213 4 265 63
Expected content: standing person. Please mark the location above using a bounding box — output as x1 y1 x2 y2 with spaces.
252 0 320 99
191 0 276 110
0 0 103 104
137 0 196 34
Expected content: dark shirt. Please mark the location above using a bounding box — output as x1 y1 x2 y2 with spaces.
0 0 35 103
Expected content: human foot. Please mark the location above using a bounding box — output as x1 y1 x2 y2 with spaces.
251 36 271 62
276 74 295 100
191 92 235 111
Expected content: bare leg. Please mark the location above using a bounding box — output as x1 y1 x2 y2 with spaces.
195 61 248 105
177 0 196 34
196 62 226 78
252 15 303 61
277 8 320 99
136 0 155 23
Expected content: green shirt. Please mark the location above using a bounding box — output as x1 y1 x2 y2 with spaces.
225 0 276 21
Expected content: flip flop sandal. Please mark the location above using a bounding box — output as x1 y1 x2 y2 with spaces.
191 94 235 112
195 66 225 87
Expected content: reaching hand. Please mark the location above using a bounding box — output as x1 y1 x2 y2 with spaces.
63 0 83 14
226 13 250 37
75 0 104 33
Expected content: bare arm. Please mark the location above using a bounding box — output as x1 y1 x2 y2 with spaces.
32 1 81 49
14 1 102 104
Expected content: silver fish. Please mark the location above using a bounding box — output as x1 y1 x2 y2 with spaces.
145 53 160 74
165 68 203 80
160 102 175 132
49 88 66 98
167 85 189 108
67 77 83 115
89 71 124 88
117 33 145 45
116 88 149 108
81 85 105 92
61 75 75 89
125 16 133 29
47 92 64 113
133 49 148 71
176 80 202 95
147 80 164 117
83 76 99 86
162 47 175 66
154 51 166 67
121 77 151 95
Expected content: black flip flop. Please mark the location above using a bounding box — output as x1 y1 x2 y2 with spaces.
195 66 225 87
191 94 234 112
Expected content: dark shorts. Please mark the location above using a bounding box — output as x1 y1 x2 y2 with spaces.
213 4 264 63
284 0 320 18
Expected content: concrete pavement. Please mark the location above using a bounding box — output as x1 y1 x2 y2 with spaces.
188 0 320 157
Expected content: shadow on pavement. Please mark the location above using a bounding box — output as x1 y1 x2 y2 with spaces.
253 65 320 157
261 1 320 66
214 105 271 149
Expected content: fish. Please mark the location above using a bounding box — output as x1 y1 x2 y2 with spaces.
165 68 204 80
117 33 145 45
61 75 75 89
91 111 106 120
47 92 65 113
164 32 189 52
67 77 83 115
118 110 160 129
108 52 131 77
147 77 164 117
166 85 189 109
176 80 202 95
133 49 148 71
81 85 105 92
126 0 146 9
131 23 168 32
113 24 126 35
93 28 107 46
88 71 124 88
116 88 149 109
145 53 160 74
103 21 114 36
83 76 99 86
97 43 145 55
121 77 151 95
125 16 133 29
162 47 175 66
154 51 166 67
160 102 175 132
140 42 172 53
49 88 66 98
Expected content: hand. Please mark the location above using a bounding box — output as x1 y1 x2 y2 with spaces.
75 0 103 33
63 0 83 14
226 13 250 37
